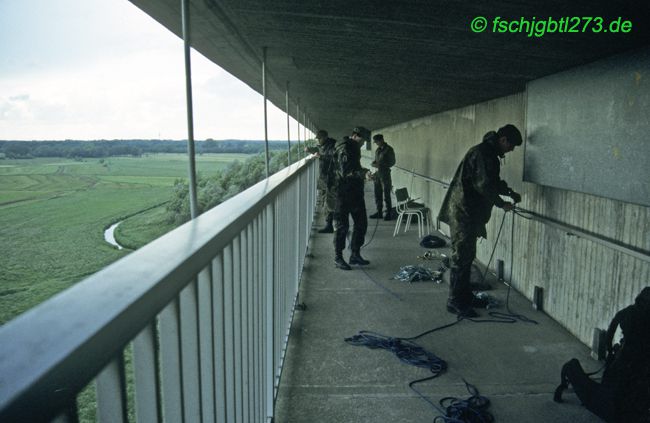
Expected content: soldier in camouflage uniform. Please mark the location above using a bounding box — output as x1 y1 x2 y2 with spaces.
369 134 396 221
306 130 337 233
438 124 523 317
332 128 371 270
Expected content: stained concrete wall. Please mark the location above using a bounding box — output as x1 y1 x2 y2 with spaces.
366 90 650 347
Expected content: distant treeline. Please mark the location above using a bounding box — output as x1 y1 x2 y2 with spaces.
0 139 298 159
168 145 304 223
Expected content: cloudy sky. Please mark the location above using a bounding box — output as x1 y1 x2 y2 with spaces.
0 0 299 140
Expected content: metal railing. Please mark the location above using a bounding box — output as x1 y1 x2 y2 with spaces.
391 165 650 263
0 158 317 423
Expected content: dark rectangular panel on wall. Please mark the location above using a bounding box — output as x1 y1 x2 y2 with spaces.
524 47 650 207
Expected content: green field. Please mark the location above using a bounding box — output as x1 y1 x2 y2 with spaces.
0 153 249 325
0 153 252 422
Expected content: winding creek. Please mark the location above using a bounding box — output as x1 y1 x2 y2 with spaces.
104 221 125 250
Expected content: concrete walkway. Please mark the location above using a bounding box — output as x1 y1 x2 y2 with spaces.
275 189 602 422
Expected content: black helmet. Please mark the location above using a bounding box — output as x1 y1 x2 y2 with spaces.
352 126 371 141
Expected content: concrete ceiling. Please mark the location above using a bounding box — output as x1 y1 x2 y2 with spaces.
129 0 650 139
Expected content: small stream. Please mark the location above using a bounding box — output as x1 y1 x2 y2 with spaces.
104 221 125 250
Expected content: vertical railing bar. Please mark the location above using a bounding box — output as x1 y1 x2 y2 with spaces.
274 195 281 396
233 235 243 422
285 82 291 166
265 203 275 421
133 322 162 423
262 46 270 178
250 218 256 422
259 212 264 422
273 195 287 398
256 214 264 422
247 223 255 421
180 0 198 218
223 244 235 423
296 100 301 159
241 230 250 423
96 352 128 423
198 266 215 423
304 169 307 259
212 253 227 423
257 216 263 422
257 215 266 421
296 174 302 291
275 192 280 399
180 279 201 423
160 298 184 423
303 110 307 146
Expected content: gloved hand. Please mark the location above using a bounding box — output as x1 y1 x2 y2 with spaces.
509 190 522 203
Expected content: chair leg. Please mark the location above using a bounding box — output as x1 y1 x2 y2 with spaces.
393 213 403 237
424 210 430 235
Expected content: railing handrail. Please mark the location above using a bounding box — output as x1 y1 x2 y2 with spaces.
0 157 315 422
390 165 650 263
393 164 450 188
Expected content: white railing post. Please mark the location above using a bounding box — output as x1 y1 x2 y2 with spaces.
223 244 236 422
197 266 215 423
233 235 243 422
264 203 275 422
160 298 184 423
211 254 227 422
255 216 263 422
96 354 127 423
133 323 161 423
180 279 201 422
239 229 250 422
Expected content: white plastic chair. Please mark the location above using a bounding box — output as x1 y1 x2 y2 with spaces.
392 188 431 237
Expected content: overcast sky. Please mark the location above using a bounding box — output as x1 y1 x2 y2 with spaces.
0 0 300 140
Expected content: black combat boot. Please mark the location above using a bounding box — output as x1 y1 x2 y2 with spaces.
319 212 334 233
369 211 383 219
318 224 334 233
349 251 370 265
334 254 351 270
446 299 478 318
447 270 478 317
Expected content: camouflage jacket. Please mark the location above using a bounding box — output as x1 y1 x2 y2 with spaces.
438 134 511 238
307 137 337 187
373 143 396 174
333 137 367 199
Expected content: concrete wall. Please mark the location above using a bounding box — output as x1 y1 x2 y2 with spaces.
367 91 650 347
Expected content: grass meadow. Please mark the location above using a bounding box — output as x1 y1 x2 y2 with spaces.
0 153 249 421
0 153 249 324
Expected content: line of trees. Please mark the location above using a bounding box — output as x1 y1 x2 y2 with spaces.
0 139 295 159
167 144 306 224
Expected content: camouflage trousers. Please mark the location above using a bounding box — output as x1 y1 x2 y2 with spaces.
317 179 336 213
334 199 367 254
373 170 392 213
449 222 478 304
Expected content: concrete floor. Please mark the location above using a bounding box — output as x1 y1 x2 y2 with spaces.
275 189 603 423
